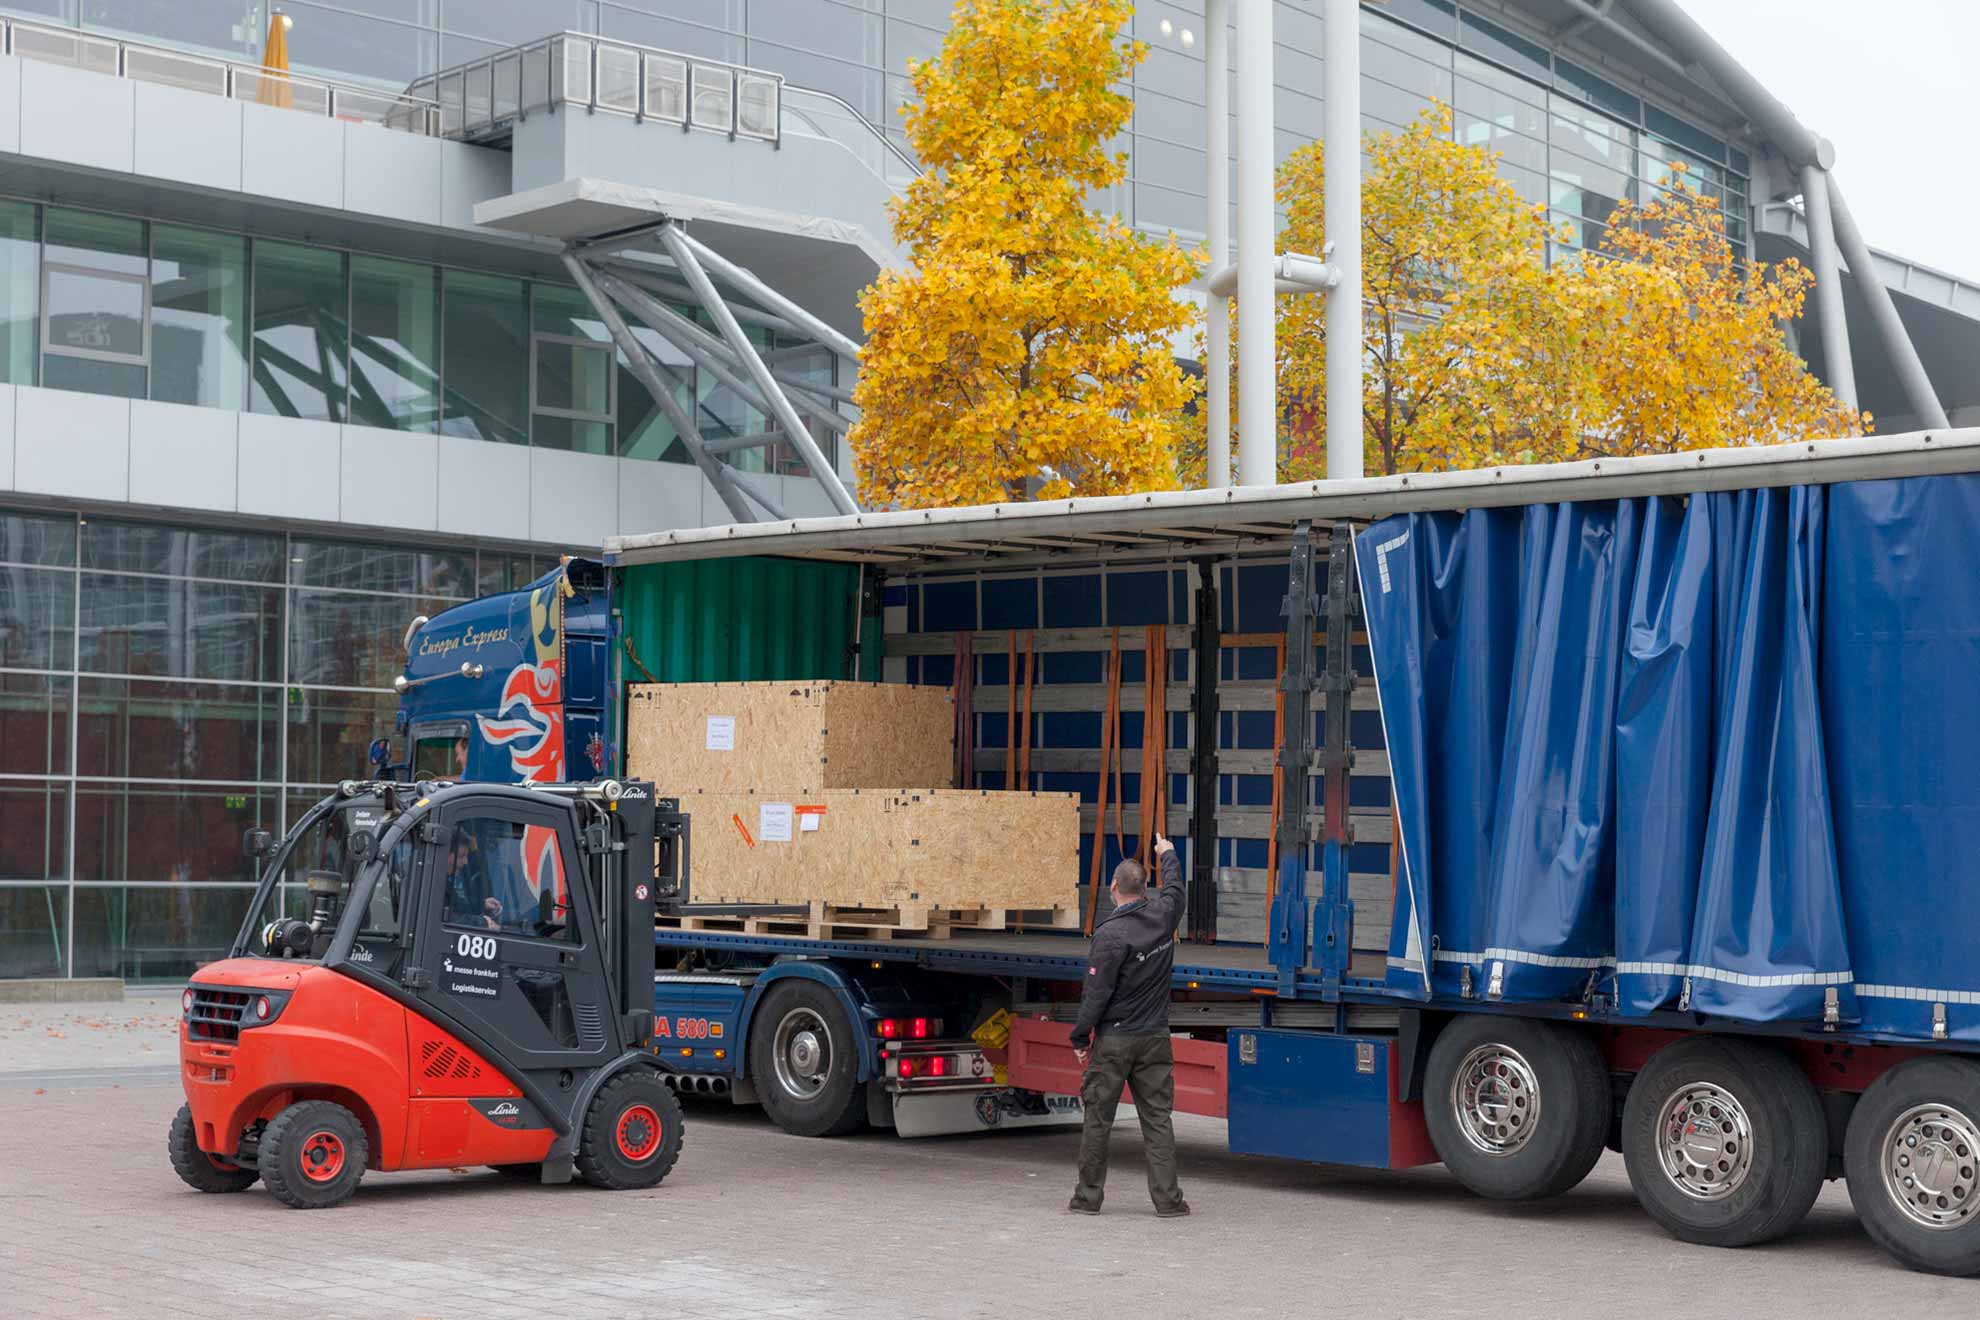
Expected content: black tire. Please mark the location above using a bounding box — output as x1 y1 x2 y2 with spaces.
1843 1057 1980 1276
1621 1037 1826 1248
259 1100 368 1210
576 1071 685 1190
1423 1015 1610 1200
748 980 867 1137
168 1104 258 1194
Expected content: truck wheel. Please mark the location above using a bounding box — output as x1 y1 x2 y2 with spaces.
168 1104 258 1194
749 981 867 1137
1622 1037 1826 1248
577 1071 684 1190
259 1100 368 1210
1843 1057 1980 1276
1423 1015 1609 1200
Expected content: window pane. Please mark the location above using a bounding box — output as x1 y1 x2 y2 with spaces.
0 510 75 566
616 350 691 462
0 564 77 670
531 283 606 341
288 589 450 688
0 886 67 978
286 537 472 597
44 207 145 275
0 674 72 775
77 678 281 782
72 884 257 981
44 267 146 364
277 1 438 87
75 784 275 885
0 782 67 882
348 255 439 433
42 353 147 398
79 573 283 682
441 270 529 445
150 224 247 409
77 0 256 62
82 519 282 581
443 816 575 943
535 337 613 415
530 413 613 454
252 240 348 423
0 199 38 386
285 686 400 785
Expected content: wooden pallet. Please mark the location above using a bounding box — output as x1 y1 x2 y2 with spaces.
657 900 1081 942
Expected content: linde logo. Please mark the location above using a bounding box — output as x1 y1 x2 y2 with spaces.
488 1102 520 1118
417 623 511 660
348 944 374 964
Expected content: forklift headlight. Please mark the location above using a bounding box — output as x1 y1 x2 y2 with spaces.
181 988 194 1016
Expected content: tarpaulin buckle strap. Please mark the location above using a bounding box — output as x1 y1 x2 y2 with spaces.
1936 1004 1950 1041
1823 986 1840 1031
1486 961 1505 1001
1679 977 1692 1012
1459 965 1473 1000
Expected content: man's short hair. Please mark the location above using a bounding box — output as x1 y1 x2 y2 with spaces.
1111 858 1147 898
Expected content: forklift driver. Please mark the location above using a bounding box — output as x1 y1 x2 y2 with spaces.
444 830 500 931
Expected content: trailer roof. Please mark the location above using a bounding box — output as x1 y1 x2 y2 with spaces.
607 427 1980 570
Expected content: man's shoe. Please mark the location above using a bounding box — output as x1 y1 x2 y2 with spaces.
1155 1201 1191 1218
1067 1198 1101 1215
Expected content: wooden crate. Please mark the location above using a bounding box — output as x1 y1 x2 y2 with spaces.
676 788 1079 916
626 681 953 793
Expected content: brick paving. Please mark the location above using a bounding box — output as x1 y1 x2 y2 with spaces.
0 1001 1973 1318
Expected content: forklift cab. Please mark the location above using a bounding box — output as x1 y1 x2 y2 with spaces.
174 779 678 1209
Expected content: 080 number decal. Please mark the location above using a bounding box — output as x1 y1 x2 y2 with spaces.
456 933 498 960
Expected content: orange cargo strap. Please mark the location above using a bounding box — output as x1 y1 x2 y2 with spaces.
1084 627 1124 934
1005 630 1019 791
1265 636 1286 908
1139 624 1168 866
1018 629 1036 786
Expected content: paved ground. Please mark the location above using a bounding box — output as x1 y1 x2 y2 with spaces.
1 993 1973 1318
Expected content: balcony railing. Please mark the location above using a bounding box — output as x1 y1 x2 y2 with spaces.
4 18 440 135
410 32 784 145
782 86 919 195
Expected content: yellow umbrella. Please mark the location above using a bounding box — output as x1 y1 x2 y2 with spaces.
259 9 293 109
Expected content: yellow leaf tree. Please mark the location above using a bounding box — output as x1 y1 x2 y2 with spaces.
850 0 1200 507
1196 105 1864 479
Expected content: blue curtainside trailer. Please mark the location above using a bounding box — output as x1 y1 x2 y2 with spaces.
394 428 1980 1275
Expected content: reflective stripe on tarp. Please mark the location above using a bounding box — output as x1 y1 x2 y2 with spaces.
1353 476 1978 1028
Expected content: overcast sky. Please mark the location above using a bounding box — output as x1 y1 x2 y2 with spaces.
1685 0 1979 282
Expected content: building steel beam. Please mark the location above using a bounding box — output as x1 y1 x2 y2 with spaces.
1799 164 1858 415
597 257 808 338
658 225 860 515
1234 0 1275 487
561 251 759 525
1828 181 1951 430
1203 0 1231 489
1323 0 1363 481
1619 0 1822 168
673 228 865 363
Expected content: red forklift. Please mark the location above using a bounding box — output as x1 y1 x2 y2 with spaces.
169 778 683 1209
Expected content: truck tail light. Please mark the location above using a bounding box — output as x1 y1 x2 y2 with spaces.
910 1017 929 1039
928 1054 948 1078
898 1057 916 1079
876 1018 900 1039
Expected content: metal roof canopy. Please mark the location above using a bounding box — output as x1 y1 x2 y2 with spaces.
606 428 1980 573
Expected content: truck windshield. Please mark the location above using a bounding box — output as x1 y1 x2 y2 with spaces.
239 802 407 961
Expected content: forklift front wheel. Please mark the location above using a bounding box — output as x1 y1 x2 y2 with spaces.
168 1104 259 1194
576 1071 685 1190
259 1100 369 1209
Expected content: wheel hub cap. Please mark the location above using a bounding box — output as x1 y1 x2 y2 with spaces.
1452 1043 1541 1156
1882 1104 1980 1230
1655 1083 1754 1200
771 1008 830 1100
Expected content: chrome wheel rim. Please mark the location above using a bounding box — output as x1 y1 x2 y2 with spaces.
771 1007 830 1101
1655 1082 1754 1200
1451 1043 1542 1156
1881 1103 1980 1231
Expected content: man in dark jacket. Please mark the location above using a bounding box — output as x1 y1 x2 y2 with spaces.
1068 834 1189 1217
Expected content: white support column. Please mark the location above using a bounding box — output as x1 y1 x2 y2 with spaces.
1323 0 1363 480
1799 160 1858 414
1203 0 1231 489
1234 0 1275 487
1829 179 1951 430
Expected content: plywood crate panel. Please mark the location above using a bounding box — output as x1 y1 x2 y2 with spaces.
680 789 1078 913
626 681 953 793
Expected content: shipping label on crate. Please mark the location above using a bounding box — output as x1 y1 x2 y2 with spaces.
759 801 794 843
705 715 736 751
795 804 826 833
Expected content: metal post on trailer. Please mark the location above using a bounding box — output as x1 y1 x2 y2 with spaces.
1313 523 1358 997
1188 558 1221 942
1269 522 1317 993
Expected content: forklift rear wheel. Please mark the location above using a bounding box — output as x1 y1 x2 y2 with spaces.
1621 1037 1826 1248
1423 1015 1610 1201
749 981 867 1137
168 1104 258 1194
577 1071 684 1190
259 1100 368 1210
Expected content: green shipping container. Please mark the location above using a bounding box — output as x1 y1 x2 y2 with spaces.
615 557 877 684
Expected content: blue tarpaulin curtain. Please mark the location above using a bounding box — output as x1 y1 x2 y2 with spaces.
1354 476 1980 1028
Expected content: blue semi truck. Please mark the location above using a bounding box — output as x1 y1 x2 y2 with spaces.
387 428 1980 1276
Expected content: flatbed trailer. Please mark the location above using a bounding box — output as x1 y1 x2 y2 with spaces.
397 427 1980 1276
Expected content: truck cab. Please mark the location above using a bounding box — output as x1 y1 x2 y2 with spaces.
394 558 611 785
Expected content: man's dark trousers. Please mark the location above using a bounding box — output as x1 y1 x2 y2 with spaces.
1072 1031 1182 1212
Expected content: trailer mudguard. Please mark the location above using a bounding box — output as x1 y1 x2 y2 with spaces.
1358 485 1858 1024
737 962 883 1082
